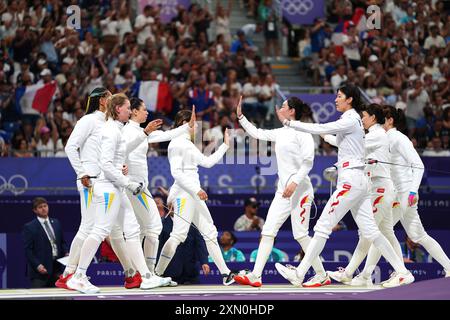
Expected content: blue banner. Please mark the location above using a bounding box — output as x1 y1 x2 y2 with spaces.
282 0 325 25
0 157 449 196
290 94 340 123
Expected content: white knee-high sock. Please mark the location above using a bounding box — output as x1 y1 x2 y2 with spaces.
110 237 135 276
143 236 159 273
75 236 101 276
384 232 403 260
296 235 327 278
206 240 230 275
125 237 152 278
298 236 326 277
373 234 408 274
155 237 180 276
345 237 371 277
361 245 382 279
252 235 274 278
64 235 85 276
419 235 450 271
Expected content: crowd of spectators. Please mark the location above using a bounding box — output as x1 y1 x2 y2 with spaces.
298 0 450 156
0 0 283 157
0 0 449 158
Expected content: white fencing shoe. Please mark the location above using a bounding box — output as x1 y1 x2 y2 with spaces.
66 273 100 294
349 274 373 287
302 273 331 288
140 274 171 290
275 263 304 287
234 270 262 287
327 267 352 284
382 271 415 288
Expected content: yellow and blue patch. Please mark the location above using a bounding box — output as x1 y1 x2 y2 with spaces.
103 192 115 213
137 193 149 210
176 198 186 216
83 188 93 209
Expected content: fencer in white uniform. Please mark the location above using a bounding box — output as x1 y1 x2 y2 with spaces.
59 88 112 289
122 98 193 277
67 94 170 293
274 85 414 287
357 106 450 283
154 109 238 285
233 96 330 288
326 103 407 287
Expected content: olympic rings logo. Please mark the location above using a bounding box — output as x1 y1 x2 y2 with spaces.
310 102 337 122
0 175 28 195
281 0 314 16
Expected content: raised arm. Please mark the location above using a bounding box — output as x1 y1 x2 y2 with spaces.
323 134 338 147
147 123 190 143
285 116 356 135
236 95 277 141
125 119 163 154
239 116 278 141
192 142 229 168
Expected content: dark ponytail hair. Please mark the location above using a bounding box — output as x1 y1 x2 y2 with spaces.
365 103 385 125
382 105 407 134
130 97 144 111
338 84 365 113
287 97 311 121
174 109 192 128
85 87 110 114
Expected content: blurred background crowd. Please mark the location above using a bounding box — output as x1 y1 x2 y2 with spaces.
0 0 448 158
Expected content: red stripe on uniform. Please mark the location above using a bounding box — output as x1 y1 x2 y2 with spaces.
329 187 351 214
372 195 384 213
299 196 309 224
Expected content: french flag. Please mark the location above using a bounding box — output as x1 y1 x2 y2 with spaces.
15 81 57 115
131 80 173 114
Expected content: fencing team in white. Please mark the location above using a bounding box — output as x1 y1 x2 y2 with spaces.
60 85 449 294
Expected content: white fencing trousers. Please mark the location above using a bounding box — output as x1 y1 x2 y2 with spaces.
345 177 399 276
64 181 97 274
76 181 96 239
155 189 230 276
313 168 381 241
169 190 219 243
126 187 162 272
393 191 427 243
261 186 314 240
89 182 141 242
126 188 163 238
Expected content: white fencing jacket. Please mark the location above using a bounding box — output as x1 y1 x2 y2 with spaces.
168 132 228 199
325 123 391 179
97 119 147 189
287 108 365 171
65 110 106 179
239 116 314 191
122 120 189 187
386 128 424 194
